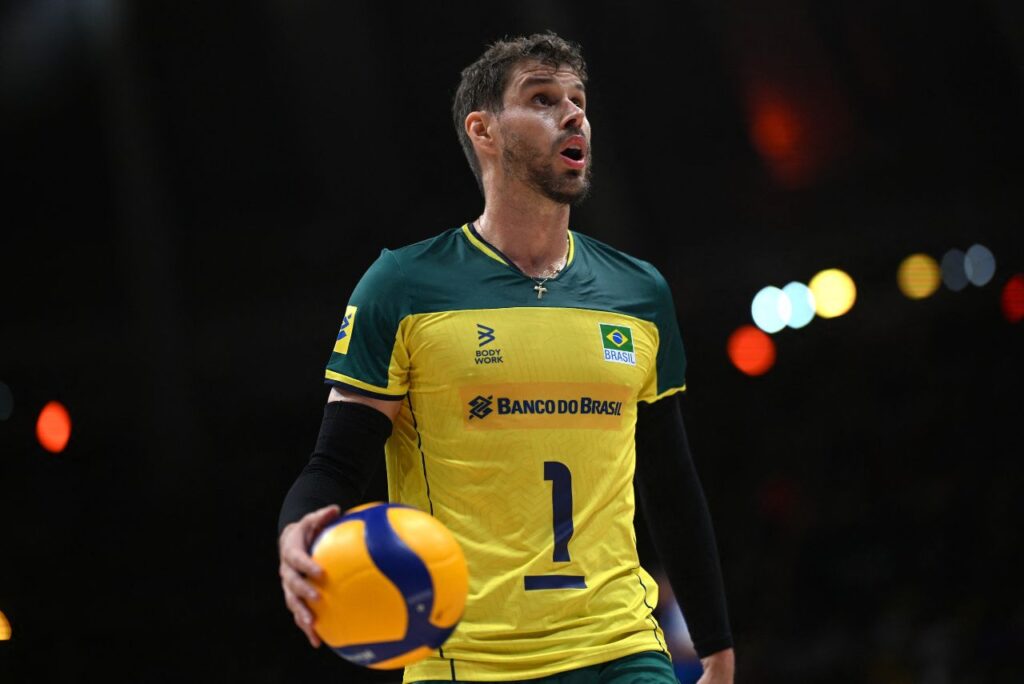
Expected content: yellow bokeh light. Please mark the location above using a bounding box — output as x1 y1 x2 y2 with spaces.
0 610 11 640
809 268 856 318
897 253 941 299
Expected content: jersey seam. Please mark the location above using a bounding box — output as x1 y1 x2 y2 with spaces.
634 570 669 656
406 392 450 678
405 393 434 517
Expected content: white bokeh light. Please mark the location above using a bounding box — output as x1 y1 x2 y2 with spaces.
783 282 815 329
965 244 996 286
752 286 792 333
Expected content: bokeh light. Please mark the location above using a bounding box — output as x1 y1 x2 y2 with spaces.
0 610 10 640
0 382 12 421
941 249 968 291
897 253 941 299
783 282 815 328
751 286 791 333
1002 274 1024 323
727 325 776 376
809 268 856 318
965 244 996 286
751 94 801 165
36 401 72 453
745 83 838 189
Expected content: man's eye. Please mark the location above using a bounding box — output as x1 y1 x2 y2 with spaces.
533 94 551 105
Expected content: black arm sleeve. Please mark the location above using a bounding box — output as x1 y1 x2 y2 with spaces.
635 393 733 658
277 400 394 535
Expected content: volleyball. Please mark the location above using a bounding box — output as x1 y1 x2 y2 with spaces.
308 502 469 669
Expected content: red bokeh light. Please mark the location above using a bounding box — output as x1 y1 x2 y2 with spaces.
744 79 850 189
36 401 72 453
746 86 818 189
727 325 777 376
751 96 801 162
1002 274 1024 323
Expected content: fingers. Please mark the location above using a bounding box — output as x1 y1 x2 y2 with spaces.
282 583 321 648
298 618 321 648
280 561 320 603
280 561 322 647
279 504 340 580
301 504 341 545
278 504 342 649
282 542 325 580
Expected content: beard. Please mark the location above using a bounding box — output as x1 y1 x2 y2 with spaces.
501 130 592 206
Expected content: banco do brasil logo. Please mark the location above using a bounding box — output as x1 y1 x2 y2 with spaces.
466 392 623 421
468 395 494 420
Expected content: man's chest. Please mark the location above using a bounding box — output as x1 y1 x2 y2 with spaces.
400 307 657 396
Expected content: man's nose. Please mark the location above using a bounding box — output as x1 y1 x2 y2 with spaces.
561 101 585 129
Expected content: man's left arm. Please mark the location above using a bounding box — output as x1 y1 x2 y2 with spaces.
635 393 735 683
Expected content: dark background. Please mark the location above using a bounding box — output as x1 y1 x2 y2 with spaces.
2 1 1023 682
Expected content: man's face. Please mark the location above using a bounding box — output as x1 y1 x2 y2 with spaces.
495 60 591 205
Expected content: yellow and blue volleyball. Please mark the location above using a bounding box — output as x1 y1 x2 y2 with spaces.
308 502 469 669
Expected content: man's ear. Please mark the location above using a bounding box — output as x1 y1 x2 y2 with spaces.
466 111 497 157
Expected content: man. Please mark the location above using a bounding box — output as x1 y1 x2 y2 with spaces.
278 32 735 684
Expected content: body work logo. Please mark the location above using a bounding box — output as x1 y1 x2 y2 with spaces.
475 323 503 364
461 383 631 431
599 323 635 366
333 305 358 355
477 324 495 346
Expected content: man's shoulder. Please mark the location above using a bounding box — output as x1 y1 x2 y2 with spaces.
353 225 481 309
384 225 465 264
355 226 462 279
573 230 667 292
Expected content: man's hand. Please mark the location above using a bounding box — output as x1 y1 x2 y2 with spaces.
697 648 735 684
278 504 341 647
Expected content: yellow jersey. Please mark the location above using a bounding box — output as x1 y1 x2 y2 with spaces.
324 224 687 681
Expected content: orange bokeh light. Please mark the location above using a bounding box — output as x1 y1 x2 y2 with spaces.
728 325 777 376
36 400 72 453
1002 274 1024 323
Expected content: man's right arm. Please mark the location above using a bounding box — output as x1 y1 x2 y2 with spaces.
276 387 401 646
277 387 400 533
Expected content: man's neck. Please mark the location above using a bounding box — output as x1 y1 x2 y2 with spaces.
474 188 570 279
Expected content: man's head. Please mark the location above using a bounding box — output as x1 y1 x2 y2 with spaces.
453 32 591 205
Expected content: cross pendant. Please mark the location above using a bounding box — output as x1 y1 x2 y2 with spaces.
534 283 548 299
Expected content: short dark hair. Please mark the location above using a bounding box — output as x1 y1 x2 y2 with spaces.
452 31 588 193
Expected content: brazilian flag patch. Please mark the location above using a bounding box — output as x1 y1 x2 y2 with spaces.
599 323 635 366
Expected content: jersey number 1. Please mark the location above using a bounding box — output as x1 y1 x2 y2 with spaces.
524 461 587 590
